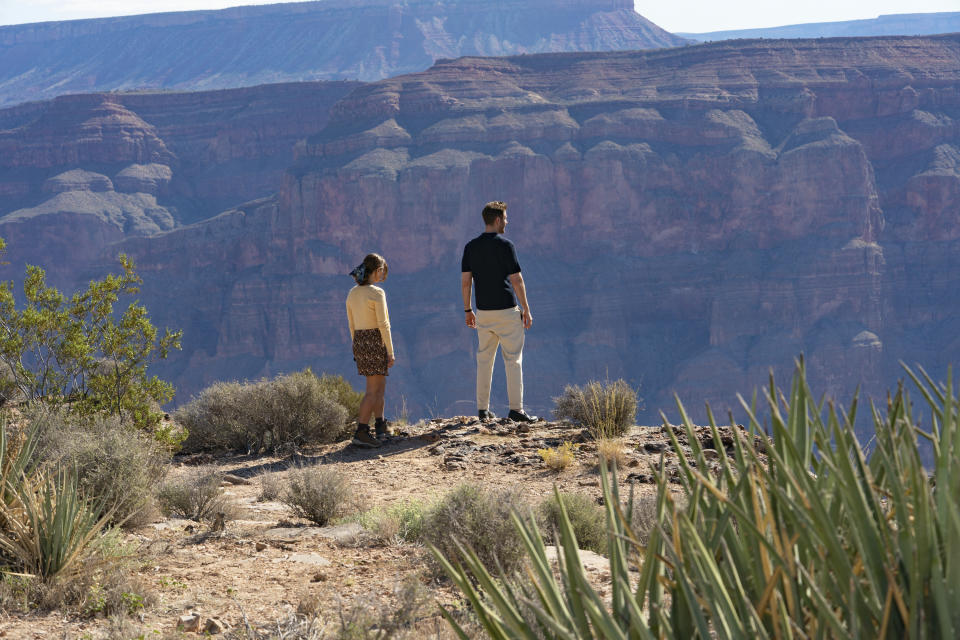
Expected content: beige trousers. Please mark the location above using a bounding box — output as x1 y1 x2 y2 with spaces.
475 306 525 412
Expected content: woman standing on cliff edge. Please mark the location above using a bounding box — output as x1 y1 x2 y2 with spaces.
346 253 395 448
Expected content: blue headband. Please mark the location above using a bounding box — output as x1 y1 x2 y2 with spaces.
349 264 367 284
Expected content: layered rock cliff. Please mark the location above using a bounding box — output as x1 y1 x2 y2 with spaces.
0 0 686 108
83 35 960 425
0 81 358 281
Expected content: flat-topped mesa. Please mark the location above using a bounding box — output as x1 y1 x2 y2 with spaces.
0 0 682 107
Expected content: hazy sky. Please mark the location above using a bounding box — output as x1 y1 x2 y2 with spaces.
0 0 957 33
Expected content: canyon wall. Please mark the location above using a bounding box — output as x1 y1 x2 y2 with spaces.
4 35 960 426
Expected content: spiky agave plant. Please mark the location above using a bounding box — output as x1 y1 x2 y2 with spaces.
434 359 960 638
0 421 115 580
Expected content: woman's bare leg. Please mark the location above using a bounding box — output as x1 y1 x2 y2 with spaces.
358 375 386 425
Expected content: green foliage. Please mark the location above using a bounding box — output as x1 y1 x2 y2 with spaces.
538 492 607 555
317 372 363 419
0 245 181 432
353 499 430 544
423 484 529 577
553 378 639 437
436 359 960 638
280 464 354 526
177 369 352 453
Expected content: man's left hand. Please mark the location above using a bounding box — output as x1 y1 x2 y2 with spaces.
522 309 533 329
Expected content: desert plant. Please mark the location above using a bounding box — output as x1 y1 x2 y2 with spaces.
34 408 169 528
595 436 627 469
257 472 284 502
354 499 429 544
317 373 363 420
538 492 607 555
0 243 181 430
176 369 351 453
157 466 228 522
553 379 638 438
537 441 577 472
280 464 353 526
0 466 115 580
436 359 960 638
423 484 529 576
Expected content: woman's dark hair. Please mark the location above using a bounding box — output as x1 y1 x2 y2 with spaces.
351 253 388 285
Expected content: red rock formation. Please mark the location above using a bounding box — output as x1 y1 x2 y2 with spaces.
8 35 960 425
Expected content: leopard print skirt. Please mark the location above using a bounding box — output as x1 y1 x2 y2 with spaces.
353 328 389 376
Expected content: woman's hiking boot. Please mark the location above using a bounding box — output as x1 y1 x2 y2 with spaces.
374 418 391 440
351 424 381 448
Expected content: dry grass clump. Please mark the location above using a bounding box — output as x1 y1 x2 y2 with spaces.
538 492 607 555
422 484 529 576
354 499 429 545
157 465 235 523
280 464 355 526
176 369 353 453
33 408 169 528
257 472 285 502
595 436 628 470
552 379 638 438
537 441 578 472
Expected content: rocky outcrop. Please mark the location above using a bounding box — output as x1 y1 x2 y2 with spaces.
681 11 960 41
84 35 957 427
0 0 686 108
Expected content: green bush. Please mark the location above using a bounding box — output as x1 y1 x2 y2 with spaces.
317 373 363 420
436 360 960 638
280 464 354 526
538 492 607 555
423 484 529 576
354 499 430 545
552 379 638 437
176 369 352 453
0 241 181 429
33 408 170 528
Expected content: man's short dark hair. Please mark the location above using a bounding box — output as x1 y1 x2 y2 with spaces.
482 201 507 226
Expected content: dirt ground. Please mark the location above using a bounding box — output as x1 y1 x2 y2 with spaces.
0 415 735 639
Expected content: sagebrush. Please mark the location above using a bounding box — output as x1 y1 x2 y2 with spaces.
176 369 353 453
423 484 529 576
538 492 607 555
280 464 354 526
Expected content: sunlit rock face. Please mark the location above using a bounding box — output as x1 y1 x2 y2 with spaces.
6 35 960 426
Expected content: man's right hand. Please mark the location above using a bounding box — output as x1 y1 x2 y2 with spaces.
465 310 477 328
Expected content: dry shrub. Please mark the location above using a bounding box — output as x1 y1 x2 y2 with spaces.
280 464 354 526
354 499 429 545
232 576 435 639
157 465 233 523
595 437 628 470
258 472 284 502
34 408 169 528
537 441 577 472
317 373 363 420
423 484 529 576
552 379 639 438
176 369 352 453
538 492 608 555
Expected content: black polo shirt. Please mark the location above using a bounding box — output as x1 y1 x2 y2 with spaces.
462 232 521 310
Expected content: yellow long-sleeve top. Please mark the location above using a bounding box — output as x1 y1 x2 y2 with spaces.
346 284 394 358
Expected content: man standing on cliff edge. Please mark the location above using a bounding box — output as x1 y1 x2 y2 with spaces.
461 201 537 422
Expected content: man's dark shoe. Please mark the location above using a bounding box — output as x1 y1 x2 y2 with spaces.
478 409 497 421
351 428 382 448
508 409 538 423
